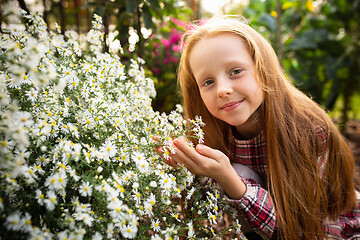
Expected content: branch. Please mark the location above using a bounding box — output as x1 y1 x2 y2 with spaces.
17 0 30 15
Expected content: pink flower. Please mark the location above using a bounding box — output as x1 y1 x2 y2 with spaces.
171 18 187 28
186 19 207 30
170 56 179 63
161 39 170 48
172 45 180 52
164 58 170 64
169 31 181 44
153 68 161 75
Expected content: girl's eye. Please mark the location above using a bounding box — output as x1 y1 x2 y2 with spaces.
203 79 214 86
230 69 242 76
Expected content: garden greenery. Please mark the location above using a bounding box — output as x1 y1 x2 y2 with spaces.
0 3 243 240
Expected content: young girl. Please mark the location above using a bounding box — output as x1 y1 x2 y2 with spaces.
163 16 360 239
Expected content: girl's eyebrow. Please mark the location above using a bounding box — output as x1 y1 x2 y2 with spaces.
194 72 210 83
224 59 251 68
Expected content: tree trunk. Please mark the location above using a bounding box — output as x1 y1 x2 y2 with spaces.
75 0 81 34
0 4 3 33
325 78 341 111
87 4 92 32
103 0 110 52
275 0 284 67
188 0 200 20
136 7 144 58
17 0 30 15
59 0 66 34
42 0 49 31
340 86 351 132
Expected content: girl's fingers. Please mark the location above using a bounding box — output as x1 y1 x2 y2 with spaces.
171 147 198 171
173 138 200 161
165 157 179 169
195 144 225 163
155 144 178 168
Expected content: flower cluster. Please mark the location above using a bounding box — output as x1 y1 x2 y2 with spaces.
0 3 243 240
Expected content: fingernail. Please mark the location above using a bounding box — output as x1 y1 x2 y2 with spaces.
178 136 185 141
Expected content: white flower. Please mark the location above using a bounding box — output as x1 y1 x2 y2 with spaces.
45 171 67 191
149 181 157 188
0 89 10 106
132 151 145 162
96 166 103 173
87 29 101 45
5 212 23 231
135 158 150 174
21 165 38 184
150 234 162 240
121 224 138 239
73 212 94 227
151 218 161 232
79 181 93 197
28 228 48 240
132 182 139 189
1 139 15 154
144 201 154 216
0 197 4 211
175 104 183 113
132 189 141 205
106 223 114 238
2 1 22 23
187 221 195 238
35 190 45 206
58 231 70 240
100 139 117 160
44 191 58 211
186 187 196 200
207 212 217 225
22 212 33 232
92 232 103 240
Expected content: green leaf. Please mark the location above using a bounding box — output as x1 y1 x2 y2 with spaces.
142 5 153 29
148 0 161 10
258 13 277 32
126 0 140 13
288 29 328 50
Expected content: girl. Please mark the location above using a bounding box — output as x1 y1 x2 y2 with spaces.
164 16 360 239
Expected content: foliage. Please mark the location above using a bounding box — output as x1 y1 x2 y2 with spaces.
0 4 243 240
90 0 190 57
87 0 190 113
243 0 360 124
144 18 185 113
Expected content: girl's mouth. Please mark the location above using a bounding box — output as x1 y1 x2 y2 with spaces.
220 100 244 111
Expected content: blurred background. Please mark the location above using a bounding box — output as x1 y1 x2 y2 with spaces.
2 0 359 133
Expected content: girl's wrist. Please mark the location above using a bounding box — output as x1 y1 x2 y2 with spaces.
215 167 247 200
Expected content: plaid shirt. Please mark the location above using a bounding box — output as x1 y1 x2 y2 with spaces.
227 130 360 239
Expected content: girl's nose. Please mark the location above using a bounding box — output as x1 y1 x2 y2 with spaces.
217 80 233 97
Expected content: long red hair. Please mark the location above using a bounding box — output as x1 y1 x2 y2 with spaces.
178 16 357 240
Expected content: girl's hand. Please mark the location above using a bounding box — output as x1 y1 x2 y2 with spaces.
171 138 247 200
153 136 179 168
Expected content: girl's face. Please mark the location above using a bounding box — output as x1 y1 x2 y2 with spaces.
189 33 264 135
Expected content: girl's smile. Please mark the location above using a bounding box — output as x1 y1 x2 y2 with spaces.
189 33 264 137
220 99 244 111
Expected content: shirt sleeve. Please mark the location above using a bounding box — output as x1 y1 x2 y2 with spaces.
225 178 276 239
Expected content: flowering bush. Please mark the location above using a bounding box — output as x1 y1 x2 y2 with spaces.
0 3 244 240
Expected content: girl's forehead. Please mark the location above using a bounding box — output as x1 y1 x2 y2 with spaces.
190 33 251 60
